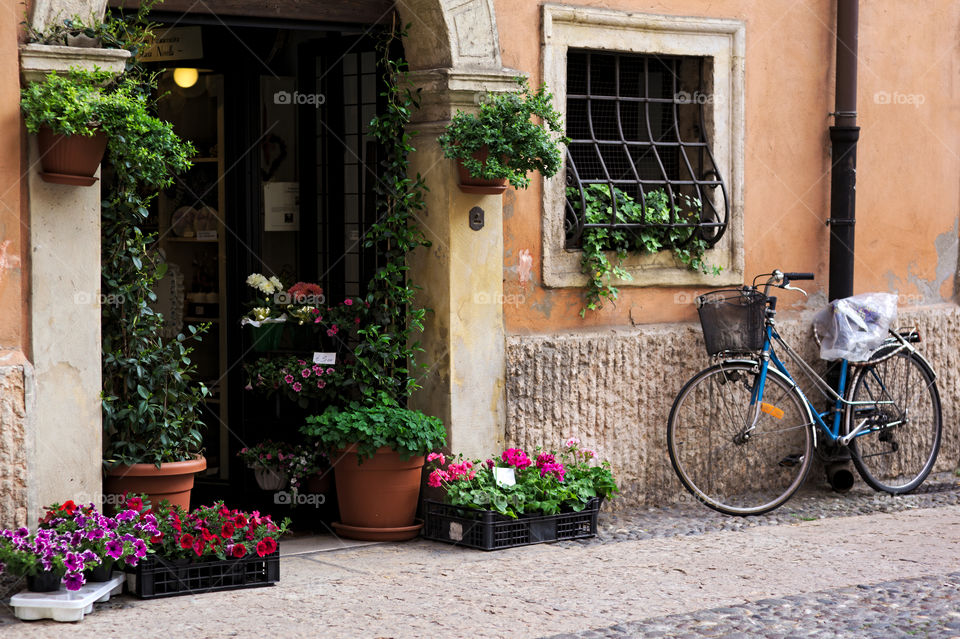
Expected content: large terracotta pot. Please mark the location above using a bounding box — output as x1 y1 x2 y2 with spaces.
36 126 108 186
456 145 508 195
103 456 206 510
330 445 424 541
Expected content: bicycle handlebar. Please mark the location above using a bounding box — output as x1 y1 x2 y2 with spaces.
783 272 814 281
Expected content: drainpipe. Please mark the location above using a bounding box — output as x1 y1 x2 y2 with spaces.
824 0 859 492
827 0 860 301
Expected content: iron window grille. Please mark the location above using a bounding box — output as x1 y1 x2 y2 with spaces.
564 50 729 251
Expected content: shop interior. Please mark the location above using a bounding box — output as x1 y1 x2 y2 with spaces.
141 17 389 523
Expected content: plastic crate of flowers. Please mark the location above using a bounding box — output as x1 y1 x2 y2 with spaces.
129 499 288 599
0 499 157 593
422 438 618 550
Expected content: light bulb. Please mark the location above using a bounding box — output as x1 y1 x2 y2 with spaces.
173 67 199 88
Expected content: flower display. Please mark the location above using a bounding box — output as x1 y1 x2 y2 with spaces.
151 501 287 561
427 438 618 518
243 355 349 407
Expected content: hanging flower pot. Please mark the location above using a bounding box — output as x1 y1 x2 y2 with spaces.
253 466 288 491
36 126 108 187
455 145 508 195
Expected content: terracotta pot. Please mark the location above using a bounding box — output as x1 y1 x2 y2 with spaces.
36 126 108 186
332 445 424 530
456 145 508 195
103 456 206 510
305 471 332 496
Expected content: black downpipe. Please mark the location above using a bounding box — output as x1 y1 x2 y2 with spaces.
827 0 860 302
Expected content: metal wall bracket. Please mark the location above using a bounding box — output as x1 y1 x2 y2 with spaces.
825 218 856 226
469 206 484 231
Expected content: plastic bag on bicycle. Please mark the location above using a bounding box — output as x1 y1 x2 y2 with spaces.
812 292 898 361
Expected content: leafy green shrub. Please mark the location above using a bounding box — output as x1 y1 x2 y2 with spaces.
301 404 446 462
568 184 721 316
438 78 569 189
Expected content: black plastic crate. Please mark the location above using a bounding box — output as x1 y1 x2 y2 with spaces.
422 498 600 551
129 550 280 599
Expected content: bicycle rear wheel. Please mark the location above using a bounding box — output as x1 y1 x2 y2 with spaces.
667 362 814 516
846 349 941 494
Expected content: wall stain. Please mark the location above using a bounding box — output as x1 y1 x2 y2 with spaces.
886 219 958 304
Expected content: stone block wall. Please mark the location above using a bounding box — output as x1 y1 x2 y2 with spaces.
505 304 960 508
0 365 28 528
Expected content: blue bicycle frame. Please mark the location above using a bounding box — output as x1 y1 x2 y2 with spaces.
751 324 848 444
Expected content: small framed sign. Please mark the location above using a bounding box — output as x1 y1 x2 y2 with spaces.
312 352 336 365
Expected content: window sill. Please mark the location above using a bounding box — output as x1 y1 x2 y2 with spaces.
543 244 744 288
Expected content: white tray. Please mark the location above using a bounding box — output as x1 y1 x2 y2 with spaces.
11 573 125 622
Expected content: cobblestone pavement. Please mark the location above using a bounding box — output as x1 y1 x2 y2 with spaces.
1 474 958 638
545 573 960 638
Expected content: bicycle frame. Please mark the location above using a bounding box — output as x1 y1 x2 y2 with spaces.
747 324 896 446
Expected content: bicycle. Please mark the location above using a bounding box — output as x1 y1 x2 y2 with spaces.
667 270 942 516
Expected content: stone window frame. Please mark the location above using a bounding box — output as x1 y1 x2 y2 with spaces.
541 4 746 288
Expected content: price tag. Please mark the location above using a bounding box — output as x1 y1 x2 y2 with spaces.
492 467 516 487
312 352 336 365
196 230 218 241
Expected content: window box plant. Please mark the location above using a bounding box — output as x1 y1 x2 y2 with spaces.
422 438 618 550
438 78 569 194
300 403 446 541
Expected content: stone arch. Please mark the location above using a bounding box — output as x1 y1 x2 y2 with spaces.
395 0 504 72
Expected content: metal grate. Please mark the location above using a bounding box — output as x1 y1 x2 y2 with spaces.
564 50 729 250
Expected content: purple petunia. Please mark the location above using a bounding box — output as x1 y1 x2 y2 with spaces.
63 572 85 591
85 528 105 540
63 552 84 573
105 539 124 560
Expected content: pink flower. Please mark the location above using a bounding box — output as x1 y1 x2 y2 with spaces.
265 454 272 460
327 325 339 337
427 470 444 488
536 453 556 469
484 459 495 469
284 374 294 384
301 369 311 378
326 368 334 375
539 462 566 482
501 448 531 470
316 380 326 389
354 317 361 325
244 383 253 391
582 448 596 459
343 299 353 306
292 382 302 392
565 437 580 448
427 452 446 465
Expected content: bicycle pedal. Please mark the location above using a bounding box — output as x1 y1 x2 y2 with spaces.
779 454 803 468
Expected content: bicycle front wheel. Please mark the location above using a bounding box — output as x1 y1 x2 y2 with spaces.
846 350 942 494
667 362 814 516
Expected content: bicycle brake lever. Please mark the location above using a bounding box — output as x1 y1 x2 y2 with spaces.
782 284 808 296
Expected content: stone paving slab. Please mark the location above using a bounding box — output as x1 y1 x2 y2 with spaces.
1 504 958 638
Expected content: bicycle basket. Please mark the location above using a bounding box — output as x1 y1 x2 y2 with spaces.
696 288 767 356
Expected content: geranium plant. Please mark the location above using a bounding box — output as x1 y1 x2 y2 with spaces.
438 77 569 189
427 438 618 518
301 403 446 461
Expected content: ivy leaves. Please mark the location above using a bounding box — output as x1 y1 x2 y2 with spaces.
569 184 721 316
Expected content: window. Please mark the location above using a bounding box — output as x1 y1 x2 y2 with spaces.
563 51 728 252
541 6 745 288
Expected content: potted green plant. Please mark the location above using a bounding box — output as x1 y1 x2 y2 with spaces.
301 404 446 541
438 77 569 194
20 69 113 185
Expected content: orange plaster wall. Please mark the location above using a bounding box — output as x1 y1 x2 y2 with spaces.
495 0 960 334
0 0 27 357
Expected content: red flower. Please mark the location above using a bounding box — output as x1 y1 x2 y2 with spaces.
221 522 236 538
201 528 216 542
125 496 144 512
59 500 77 515
192 538 206 557
259 537 277 555
179 533 195 549
150 532 163 544
231 543 247 558
234 514 248 527
255 540 272 557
